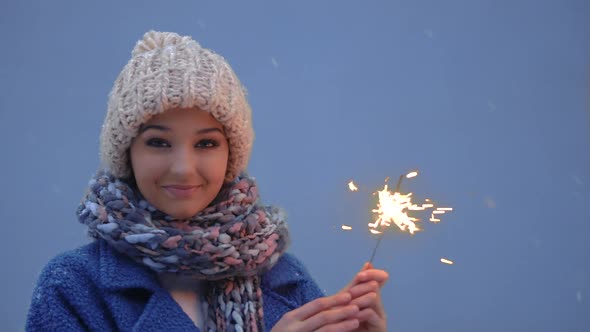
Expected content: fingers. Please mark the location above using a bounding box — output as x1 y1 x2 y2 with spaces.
351 286 386 319
361 262 372 271
351 289 378 308
272 263 390 332
355 268 389 287
274 293 360 332
305 303 359 332
291 292 352 321
341 264 389 294
315 318 360 332
351 290 387 330
356 307 385 328
349 280 379 299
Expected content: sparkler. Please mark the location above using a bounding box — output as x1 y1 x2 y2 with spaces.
367 172 413 263
348 170 452 264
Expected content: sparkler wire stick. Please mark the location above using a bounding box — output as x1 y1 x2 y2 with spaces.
368 174 404 264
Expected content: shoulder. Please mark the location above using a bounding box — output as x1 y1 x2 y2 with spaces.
262 252 316 289
34 241 101 290
35 239 159 293
26 241 105 331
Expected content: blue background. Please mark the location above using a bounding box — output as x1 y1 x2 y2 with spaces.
1 1 589 331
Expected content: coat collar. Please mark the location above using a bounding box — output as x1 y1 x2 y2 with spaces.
97 240 161 292
95 240 307 331
96 241 201 331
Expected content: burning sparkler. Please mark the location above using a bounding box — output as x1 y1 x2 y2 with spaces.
347 170 452 263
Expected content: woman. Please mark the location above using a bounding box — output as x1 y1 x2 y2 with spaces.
26 31 388 332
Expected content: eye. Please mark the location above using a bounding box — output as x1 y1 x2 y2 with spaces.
195 139 219 148
145 138 170 148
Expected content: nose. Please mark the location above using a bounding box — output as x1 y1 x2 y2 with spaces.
169 145 198 177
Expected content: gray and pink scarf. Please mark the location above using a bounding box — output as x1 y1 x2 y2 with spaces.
77 170 289 332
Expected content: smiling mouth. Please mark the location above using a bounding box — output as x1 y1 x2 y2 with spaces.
162 185 201 199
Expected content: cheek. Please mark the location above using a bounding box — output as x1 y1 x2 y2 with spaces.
211 150 229 178
129 146 163 186
198 146 228 173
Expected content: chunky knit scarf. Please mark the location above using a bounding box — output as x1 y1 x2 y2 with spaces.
77 170 289 332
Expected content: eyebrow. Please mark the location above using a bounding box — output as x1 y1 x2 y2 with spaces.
197 127 225 135
138 125 225 135
138 125 169 134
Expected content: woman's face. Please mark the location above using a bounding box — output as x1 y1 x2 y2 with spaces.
129 107 229 219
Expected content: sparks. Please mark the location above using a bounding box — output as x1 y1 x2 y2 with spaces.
345 171 452 263
368 186 421 234
440 258 454 265
364 171 451 235
348 181 359 192
361 171 452 263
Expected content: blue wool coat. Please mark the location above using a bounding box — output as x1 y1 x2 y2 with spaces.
26 240 324 331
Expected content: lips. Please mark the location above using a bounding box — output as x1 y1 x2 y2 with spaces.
162 184 201 199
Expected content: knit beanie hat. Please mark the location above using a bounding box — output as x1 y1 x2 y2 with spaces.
100 30 253 182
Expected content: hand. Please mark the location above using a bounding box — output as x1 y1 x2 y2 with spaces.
342 262 389 332
271 292 360 332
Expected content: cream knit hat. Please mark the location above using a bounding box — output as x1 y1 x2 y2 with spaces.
100 31 253 181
